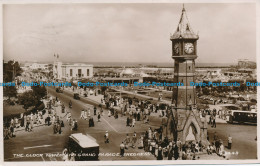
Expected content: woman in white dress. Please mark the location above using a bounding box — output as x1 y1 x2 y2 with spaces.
62 148 69 161
155 144 159 157
219 143 225 156
132 118 135 127
84 110 88 120
148 128 152 139
139 136 144 149
108 110 111 117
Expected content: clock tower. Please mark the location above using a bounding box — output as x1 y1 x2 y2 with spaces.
171 5 198 108
166 5 208 145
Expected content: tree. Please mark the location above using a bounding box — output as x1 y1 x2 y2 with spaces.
18 87 46 110
202 87 210 95
3 61 22 100
18 91 38 109
3 86 17 99
31 85 47 100
3 60 22 82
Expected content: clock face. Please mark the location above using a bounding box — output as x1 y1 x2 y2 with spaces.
184 43 194 54
174 43 179 54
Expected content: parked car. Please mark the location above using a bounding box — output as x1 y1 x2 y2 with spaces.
89 90 94 95
56 88 63 93
74 93 80 100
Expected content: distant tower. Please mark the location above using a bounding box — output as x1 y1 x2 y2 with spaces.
166 5 208 145
53 54 62 80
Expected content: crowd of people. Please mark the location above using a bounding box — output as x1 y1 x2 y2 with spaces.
101 92 170 127
118 127 232 160
3 96 67 139
4 85 234 161
141 127 204 160
4 109 46 139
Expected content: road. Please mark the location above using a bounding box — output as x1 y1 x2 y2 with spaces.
207 123 257 159
4 86 156 161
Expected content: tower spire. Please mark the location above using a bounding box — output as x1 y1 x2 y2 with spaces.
170 4 198 40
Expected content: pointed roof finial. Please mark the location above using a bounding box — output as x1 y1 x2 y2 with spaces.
170 4 199 40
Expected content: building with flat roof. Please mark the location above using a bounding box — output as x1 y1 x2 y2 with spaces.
53 61 93 81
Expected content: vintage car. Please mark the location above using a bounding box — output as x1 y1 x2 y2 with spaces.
73 93 80 100
67 133 99 161
56 88 63 93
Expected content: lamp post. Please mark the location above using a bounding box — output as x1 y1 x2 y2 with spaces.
12 61 16 81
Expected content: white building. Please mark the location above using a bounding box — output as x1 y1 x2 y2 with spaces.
29 63 49 70
53 61 93 81
22 62 49 70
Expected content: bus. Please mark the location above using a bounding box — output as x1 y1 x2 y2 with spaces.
67 133 99 161
227 110 257 125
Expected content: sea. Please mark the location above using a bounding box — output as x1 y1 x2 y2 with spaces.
84 62 235 68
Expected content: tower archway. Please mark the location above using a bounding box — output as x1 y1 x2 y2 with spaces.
182 117 201 142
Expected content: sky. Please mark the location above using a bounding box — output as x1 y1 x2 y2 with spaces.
3 3 256 64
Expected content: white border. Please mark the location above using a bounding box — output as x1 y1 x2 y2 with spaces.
0 0 259 165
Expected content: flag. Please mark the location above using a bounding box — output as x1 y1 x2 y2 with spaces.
57 54 59 59
54 54 56 57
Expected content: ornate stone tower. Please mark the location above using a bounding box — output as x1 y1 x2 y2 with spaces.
165 5 208 145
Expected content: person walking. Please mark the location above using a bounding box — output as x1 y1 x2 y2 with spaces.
126 117 130 126
80 109 85 119
61 104 65 113
71 120 75 131
10 125 15 137
62 148 69 161
132 118 135 127
132 132 137 148
125 134 130 149
108 110 111 117
30 118 33 131
57 122 62 134
53 122 57 134
219 142 225 156
157 146 163 160
209 114 212 125
101 107 104 116
94 106 97 116
74 120 78 131
120 142 125 157
83 110 88 120
98 112 101 122
212 115 216 128
88 108 91 118
168 148 173 160
228 135 232 149
174 144 179 160
23 115 27 128
139 135 144 149
104 131 109 143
